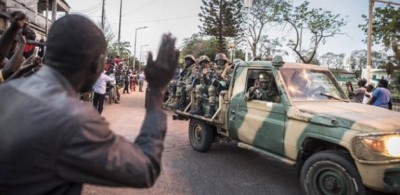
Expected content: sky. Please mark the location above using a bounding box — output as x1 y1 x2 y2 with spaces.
65 0 393 63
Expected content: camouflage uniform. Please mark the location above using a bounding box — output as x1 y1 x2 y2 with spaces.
246 72 280 103
165 67 181 108
176 54 196 110
205 53 229 118
189 55 211 115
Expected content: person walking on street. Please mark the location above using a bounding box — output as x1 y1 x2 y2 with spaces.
138 71 145 92
93 71 114 114
130 71 138 92
368 79 392 110
123 71 130 94
0 14 179 194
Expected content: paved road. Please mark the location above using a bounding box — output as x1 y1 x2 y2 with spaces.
82 86 303 195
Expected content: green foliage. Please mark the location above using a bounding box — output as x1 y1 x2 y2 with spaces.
180 33 219 61
360 5 400 48
320 52 345 75
283 1 347 64
107 41 132 60
248 0 289 57
258 36 288 59
199 0 244 52
359 5 400 91
180 33 246 62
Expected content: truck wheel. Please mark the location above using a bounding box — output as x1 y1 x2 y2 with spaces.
300 150 366 195
189 119 214 152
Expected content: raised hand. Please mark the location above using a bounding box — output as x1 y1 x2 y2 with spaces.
145 33 179 90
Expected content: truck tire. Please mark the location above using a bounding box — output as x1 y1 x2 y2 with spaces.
300 150 366 195
189 119 214 152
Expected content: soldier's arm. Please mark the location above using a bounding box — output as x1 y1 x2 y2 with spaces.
245 87 256 101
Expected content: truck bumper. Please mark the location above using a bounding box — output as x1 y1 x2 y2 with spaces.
356 162 400 193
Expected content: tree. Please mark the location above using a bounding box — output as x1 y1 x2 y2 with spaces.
180 33 246 62
247 0 288 57
359 5 400 89
320 52 345 76
97 20 115 49
258 36 288 59
349 50 367 76
349 49 388 77
180 33 220 61
108 41 132 60
283 1 347 64
199 0 244 52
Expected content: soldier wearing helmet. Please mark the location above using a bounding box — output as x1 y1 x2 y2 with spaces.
215 53 228 66
205 53 231 118
189 55 211 115
175 54 196 110
246 72 280 102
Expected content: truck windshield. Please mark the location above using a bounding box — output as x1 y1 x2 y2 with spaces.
280 68 348 101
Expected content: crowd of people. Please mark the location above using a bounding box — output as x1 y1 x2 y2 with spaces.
85 56 147 114
346 77 393 109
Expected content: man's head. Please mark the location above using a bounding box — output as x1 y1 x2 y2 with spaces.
357 78 367 87
378 79 389 88
215 53 228 66
45 15 106 92
366 83 374 92
184 54 195 66
258 72 272 89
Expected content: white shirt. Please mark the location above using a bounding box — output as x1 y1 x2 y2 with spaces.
362 91 372 104
138 73 145 82
109 74 116 85
93 73 114 94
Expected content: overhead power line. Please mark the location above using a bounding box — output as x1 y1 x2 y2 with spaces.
110 15 198 25
71 0 102 13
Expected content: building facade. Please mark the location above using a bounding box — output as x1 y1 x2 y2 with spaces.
0 0 70 38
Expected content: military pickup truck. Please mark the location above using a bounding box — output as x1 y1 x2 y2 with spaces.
174 56 400 194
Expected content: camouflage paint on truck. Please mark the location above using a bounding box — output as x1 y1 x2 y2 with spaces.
177 59 400 193
228 61 400 192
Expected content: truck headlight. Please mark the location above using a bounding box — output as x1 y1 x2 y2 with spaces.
361 135 400 158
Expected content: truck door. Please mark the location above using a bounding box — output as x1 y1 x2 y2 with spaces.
234 69 286 155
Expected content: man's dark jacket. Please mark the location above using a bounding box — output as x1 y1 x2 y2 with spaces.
0 66 167 194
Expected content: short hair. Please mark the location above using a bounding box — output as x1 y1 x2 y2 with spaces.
45 15 106 75
378 79 389 88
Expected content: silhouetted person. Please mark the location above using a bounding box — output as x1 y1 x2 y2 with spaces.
0 15 179 194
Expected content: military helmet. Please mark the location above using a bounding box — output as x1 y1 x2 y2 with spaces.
198 55 211 63
258 72 272 82
184 54 196 62
214 53 228 62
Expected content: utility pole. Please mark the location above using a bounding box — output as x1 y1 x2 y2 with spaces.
51 0 57 21
117 0 123 56
101 0 105 30
45 0 49 35
367 0 374 82
133 26 148 71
